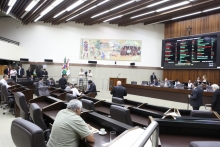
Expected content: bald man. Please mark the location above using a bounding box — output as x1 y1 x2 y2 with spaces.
110 81 127 99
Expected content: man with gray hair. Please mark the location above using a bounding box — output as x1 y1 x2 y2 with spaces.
110 81 127 99
211 84 220 112
47 99 94 147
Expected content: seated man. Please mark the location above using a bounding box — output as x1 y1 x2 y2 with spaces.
70 84 82 97
0 75 11 88
110 81 127 99
211 84 220 112
38 78 44 87
152 79 159 86
47 99 94 147
164 78 171 88
47 78 55 86
84 80 97 96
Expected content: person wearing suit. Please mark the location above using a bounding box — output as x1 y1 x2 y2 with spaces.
110 81 127 99
47 78 55 86
188 81 203 110
59 75 67 89
17 65 24 78
85 80 97 96
164 78 171 88
211 84 220 112
152 79 159 86
26 67 32 78
38 78 44 87
4 65 11 77
37 68 44 78
150 72 157 83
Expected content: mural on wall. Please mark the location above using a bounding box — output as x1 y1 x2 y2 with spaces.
80 38 142 61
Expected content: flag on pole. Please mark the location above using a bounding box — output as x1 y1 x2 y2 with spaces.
61 57 70 76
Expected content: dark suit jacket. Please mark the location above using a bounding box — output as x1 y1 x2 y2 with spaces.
85 83 97 96
150 74 157 82
110 85 127 99
211 89 220 111
4 68 10 75
59 78 67 89
37 70 44 77
152 81 159 86
26 70 32 78
46 80 55 86
190 87 203 107
17 68 24 76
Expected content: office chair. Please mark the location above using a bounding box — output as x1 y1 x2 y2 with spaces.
33 82 39 96
38 86 50 96
29 103 50 141
11 118 47 147
112 97 124 104
189 141 220 147
65 93 76 102
110 105 133 126
190 110 216 118
197 85 203 89
14 92 31 121
2 84 15 115
131 81 137 85
206 86 213 92
81 99 96 112
176 84 184 89
0 83 6 108
141 81 148 86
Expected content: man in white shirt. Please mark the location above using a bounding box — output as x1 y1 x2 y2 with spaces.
0 75 11 88
65 84 82 97
88 70 92 80
10 67 17 82
188 80 193 89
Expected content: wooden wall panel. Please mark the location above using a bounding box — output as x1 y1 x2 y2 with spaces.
163 69 220 85
165 13 220 38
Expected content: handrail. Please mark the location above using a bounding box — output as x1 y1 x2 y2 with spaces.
0 36 20 46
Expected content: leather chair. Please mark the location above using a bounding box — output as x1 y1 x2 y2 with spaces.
38 86 50 96
81 99 96 112
29 103 50 141
33 82 39 96
2 84 15 115
176 84 184 89
11 118 47 147
141 81 148 86
198 85 203 89
131 81 137 85
14 92 31 121
112 97 124 104
110 105 133 126
0 83 5 108
66 93 76 102
189 141 220 147
190 110 216 118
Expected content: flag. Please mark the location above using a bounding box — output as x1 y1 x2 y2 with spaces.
61 57 70 76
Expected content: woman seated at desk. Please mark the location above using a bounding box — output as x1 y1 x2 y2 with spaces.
174 79 181 87
188 80 193 89
202 75 209 85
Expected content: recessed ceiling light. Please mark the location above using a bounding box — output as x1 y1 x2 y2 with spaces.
203 6 220 12
25 0 40 12
103 15 123 22
156 1 190 12
172 11 201 20
130 11 155 19
146 0 169 8
6 0 17 15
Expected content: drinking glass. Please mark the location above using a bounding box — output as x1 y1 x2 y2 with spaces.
110 131 116 141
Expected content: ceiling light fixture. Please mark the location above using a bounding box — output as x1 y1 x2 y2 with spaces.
66 0 85 11
6 0 17 15
103 15 123 22
66 0 110 21
172 11 201 20
203 6 220 12
156 1 190 12
34 0 63 22
25 0 40 12
130 11 155 19
146 0 169 8
91 0 135 18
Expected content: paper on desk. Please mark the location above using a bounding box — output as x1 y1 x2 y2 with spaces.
103 128 144 147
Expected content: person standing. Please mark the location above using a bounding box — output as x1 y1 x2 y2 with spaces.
79 69 84 90
4 65 11 77
211 84 220 112
43 69 48 79
110 81 127 99
150 72 157 83
10 67 17 82
59 74 67 89
17 65 24 78
88 70 92 81
26 67 32 78
188 81 203 110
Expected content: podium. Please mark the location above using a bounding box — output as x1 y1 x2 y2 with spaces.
109 77 127 91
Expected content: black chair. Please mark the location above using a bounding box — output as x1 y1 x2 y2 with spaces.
110 105 133 126
176 84 184 89
0 82 6 108
112 97 124 104
29 103 50 141
65 93 76 102
190 110 216 118
131 81 137 85
38 86 50 96
141 81 148 86
11 118 47 147
189 141 220 147
198 85 203 89
33 82 39 96
2 84 15 115
14 92 31 121
81 99 96 112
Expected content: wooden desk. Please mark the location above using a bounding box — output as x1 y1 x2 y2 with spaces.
123 84 213 105
50 89 72 101
109 77 127 91
29 96 62 109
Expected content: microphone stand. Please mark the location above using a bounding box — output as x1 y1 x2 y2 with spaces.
116 73 121 82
